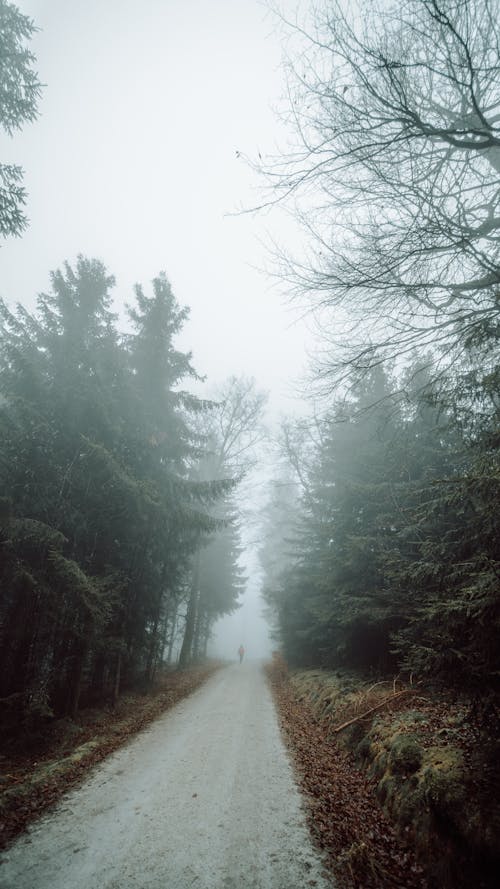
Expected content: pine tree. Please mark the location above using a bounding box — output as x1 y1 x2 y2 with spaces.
0 0 42 236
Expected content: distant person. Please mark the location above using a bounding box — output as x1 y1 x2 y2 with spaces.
238 644 245 664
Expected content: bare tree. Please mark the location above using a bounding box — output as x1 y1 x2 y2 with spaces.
278 415 317 498
178 377 267 667
203 375 268 478
258 0 500 388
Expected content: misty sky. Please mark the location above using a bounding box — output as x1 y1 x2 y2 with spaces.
1 0 317 659
1 0 314 416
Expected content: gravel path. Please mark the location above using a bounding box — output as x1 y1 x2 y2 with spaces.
0 663 333 889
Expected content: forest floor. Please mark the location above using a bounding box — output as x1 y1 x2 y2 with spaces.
0 662 219 850
266 656 500 889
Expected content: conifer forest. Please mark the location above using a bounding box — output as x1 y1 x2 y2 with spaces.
0 1 499 888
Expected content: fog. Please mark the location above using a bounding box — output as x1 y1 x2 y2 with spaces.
1 0 314 662
3 0 490 681
2 0 311 407
2 3 498 882
209 577 273 662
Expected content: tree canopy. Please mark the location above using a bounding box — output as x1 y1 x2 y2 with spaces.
258 0 500 389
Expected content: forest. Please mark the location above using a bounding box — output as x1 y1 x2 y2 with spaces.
261 352 499 689
0 0 498 733
258 0 500 696
0 1 499 886
0 255 267 728
255 5 500 879
0 0 275 743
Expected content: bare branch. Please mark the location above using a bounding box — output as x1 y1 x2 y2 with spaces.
253 0 500 389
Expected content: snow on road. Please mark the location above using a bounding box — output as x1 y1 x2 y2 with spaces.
0 663 333 889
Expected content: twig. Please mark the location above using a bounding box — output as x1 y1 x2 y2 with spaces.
331 688 416 734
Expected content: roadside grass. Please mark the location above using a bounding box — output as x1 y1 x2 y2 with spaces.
0 662 221 849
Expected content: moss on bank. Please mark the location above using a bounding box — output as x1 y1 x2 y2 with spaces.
288 669 500 888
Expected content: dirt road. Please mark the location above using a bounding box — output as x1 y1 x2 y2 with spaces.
0 663 332 889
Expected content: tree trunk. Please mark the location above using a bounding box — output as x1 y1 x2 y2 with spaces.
192 602 203 661
166 603 178 665
144 613 160 685
178 551 200 669
111 650 122 709
201 613 211 658
67 615 92 717
67 643 86 718
90 652 106 698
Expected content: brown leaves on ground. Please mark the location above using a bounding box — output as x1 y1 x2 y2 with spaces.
0 663 219 850
266 663 428 889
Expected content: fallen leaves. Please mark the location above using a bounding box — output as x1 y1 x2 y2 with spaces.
266 665 427 889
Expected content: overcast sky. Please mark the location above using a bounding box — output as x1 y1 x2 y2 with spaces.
1 0 314 416
1 0 317 658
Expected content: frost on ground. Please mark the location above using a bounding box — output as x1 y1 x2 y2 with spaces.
0 663 333 889
0 664 219 848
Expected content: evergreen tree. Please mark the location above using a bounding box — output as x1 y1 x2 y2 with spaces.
262 359 475 679
0 0 42 237
0 257 239 729
391 352 500 688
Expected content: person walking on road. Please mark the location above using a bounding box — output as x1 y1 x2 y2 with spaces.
238 644 245 664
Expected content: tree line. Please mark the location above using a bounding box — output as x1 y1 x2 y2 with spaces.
261 354 499 687
0 257 262 731
259 0 499 691
0 2 269 731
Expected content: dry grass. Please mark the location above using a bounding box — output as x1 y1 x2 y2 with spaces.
290 670 414 731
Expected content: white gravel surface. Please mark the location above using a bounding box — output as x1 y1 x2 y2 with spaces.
0 662 333 889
